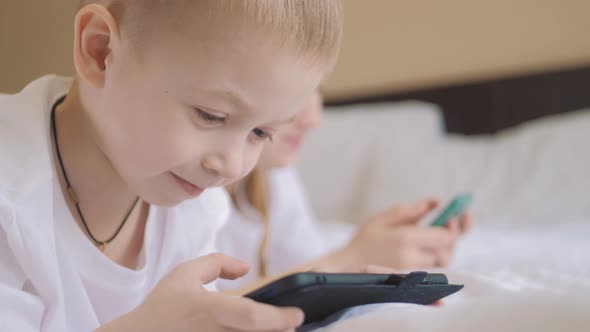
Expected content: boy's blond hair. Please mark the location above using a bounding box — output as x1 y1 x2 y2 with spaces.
80 0 343 67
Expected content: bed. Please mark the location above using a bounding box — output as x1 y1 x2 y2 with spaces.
295 66 590 331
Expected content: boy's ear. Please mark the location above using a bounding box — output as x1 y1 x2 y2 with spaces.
73 4 120 88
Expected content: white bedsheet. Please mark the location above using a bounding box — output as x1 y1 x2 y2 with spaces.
314 222 590 331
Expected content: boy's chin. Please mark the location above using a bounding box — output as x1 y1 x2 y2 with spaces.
139 190 194 207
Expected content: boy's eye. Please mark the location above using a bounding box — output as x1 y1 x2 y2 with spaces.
252 128 273 142
195 108 226 124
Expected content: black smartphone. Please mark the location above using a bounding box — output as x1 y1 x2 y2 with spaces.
245 271 463 325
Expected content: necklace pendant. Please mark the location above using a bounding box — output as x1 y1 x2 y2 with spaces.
98 242 106 252
67 187 79 204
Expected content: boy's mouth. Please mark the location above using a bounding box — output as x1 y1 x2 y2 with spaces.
170 172 204 197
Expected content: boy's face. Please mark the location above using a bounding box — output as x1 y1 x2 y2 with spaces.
257 91 323 169
83 26 324 206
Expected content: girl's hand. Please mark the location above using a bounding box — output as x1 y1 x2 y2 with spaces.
345 199 474 269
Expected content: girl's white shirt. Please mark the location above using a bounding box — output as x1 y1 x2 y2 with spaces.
216 167 326 290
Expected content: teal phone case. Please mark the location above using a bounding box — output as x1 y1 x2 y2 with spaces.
431 193 472 227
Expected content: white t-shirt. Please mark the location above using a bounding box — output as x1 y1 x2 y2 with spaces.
216 167 327 290
0 76 230 331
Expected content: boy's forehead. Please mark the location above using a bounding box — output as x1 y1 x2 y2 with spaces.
88 0 341 70
188 73 322 122
155 34 325 110
96 0 338 115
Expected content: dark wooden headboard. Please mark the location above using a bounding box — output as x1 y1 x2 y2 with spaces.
325 65 590 135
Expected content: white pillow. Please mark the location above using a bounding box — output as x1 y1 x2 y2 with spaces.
364 109 590 224
297 101 445 223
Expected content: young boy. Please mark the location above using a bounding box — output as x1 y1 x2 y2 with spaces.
0 1 343 331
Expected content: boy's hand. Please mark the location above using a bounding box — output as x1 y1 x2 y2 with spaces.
99 253 304 332
345 199 474 269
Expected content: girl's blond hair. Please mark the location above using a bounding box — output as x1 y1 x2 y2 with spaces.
228 167 272 277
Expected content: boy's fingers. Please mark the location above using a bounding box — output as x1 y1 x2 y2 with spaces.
187 253 250 284
356 265 400 274
212 296 304 331
313 264 401 274
431 300 444 306
226 330 294 332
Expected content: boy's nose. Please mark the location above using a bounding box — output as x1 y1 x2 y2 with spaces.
201 153 243 181
295 95 323 131
296 108 322 131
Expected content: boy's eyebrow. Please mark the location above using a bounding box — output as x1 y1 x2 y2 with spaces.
210 89 252 113
278 116 297 124
206 89 296 125
268 115 296 127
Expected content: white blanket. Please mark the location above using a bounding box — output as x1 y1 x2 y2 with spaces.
314 222 590 331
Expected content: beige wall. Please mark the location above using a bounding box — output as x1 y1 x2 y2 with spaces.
0 1 78 93
324 0 590 100
2 1 590 99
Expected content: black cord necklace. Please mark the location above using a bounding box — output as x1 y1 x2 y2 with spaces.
51 96 139 252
